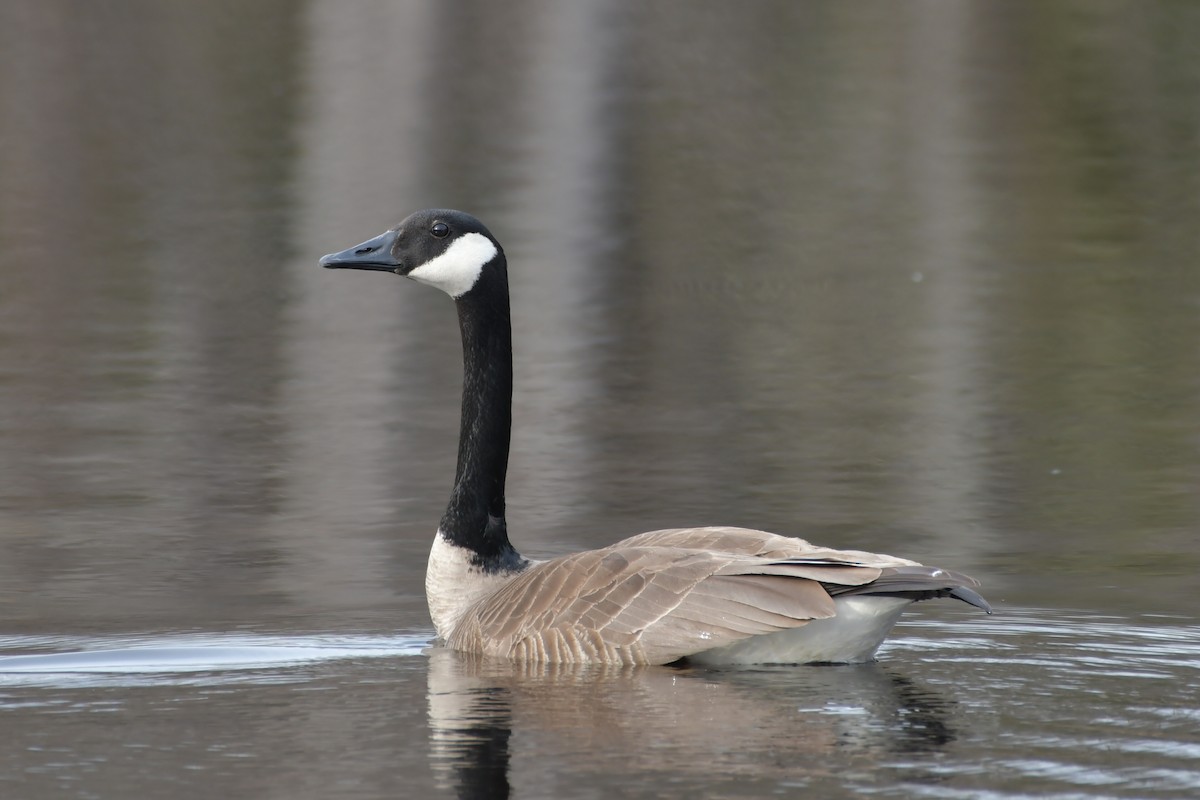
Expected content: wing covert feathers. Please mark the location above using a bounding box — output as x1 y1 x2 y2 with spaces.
444 526 989 664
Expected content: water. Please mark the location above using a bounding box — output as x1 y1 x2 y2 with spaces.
2 1 1199 797
1 613 1197 798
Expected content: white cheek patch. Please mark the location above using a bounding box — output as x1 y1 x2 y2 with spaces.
407 232 497 298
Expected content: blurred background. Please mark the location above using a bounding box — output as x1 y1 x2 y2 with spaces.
1 0 1198 633
3 2 1200 798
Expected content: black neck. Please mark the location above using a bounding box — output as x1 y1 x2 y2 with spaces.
439 257 524 570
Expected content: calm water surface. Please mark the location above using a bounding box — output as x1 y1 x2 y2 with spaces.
1 1 1199 798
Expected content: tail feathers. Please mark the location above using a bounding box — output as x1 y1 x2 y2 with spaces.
825 566 993 614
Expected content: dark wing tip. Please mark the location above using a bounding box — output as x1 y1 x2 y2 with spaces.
825 565 994 614
948 585 994 614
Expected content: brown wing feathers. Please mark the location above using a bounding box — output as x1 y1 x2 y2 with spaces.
450 528 989 664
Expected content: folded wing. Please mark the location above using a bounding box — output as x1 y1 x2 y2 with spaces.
448 526 988 665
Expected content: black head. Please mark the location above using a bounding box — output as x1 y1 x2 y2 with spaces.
319 209 503 299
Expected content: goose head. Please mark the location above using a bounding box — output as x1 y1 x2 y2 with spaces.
319 208 503 299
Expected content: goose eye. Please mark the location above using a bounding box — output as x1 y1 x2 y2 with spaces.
431 222 450 238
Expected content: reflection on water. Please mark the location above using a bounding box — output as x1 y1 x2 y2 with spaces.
426 610 1200 799
0 612 1196 798
426 646 962 800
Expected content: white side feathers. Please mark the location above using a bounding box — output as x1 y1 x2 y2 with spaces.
408 232 497 298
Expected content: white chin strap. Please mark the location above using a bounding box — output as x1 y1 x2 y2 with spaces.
407 233 497 298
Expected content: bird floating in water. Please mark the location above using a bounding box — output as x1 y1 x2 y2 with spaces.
320 209 991 665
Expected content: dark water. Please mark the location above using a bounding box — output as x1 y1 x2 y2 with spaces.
2 1 1199 797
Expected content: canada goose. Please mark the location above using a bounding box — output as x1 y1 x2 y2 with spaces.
320 209 992 666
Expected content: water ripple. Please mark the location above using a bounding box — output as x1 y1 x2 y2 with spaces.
873 608 1200 798
0 632 428 688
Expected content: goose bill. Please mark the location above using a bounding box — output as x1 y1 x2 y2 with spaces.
319 229 404 273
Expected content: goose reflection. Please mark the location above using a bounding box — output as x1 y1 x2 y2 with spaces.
426 648 958 798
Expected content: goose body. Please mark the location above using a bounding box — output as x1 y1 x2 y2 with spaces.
320 209 991 666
